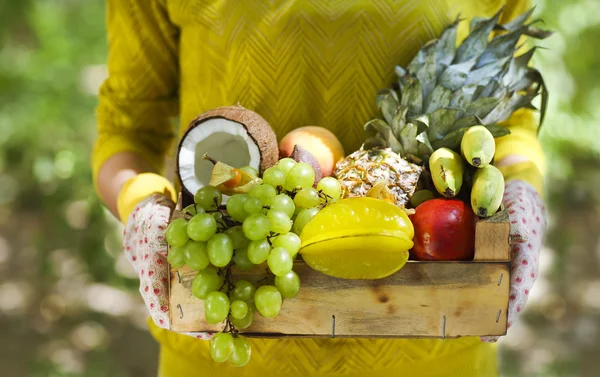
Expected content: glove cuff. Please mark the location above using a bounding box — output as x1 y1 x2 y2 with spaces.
117 173 177 223
503 179 547 243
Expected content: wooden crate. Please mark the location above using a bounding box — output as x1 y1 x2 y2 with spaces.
168 194 511 338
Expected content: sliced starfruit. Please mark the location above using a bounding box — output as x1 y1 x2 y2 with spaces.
366 180 396 204
299 197 414 279
203 154 262 195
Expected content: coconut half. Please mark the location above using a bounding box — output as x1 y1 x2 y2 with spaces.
177 106 279 197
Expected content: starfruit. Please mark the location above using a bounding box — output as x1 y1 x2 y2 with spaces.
299 197 414 279
366 180 396 204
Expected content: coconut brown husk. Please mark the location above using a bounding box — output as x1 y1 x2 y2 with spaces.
177 105 279 196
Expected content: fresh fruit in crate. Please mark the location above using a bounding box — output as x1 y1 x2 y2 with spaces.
202 154 263 195
410 199 476 261
279 126 345 177
410 189 436 207
299 197 414 279
470 164 505 217
334 7 549 214
288 145 323 186
461 126 496 168
429 147 464 198
335 148 423 207
366 180 397 204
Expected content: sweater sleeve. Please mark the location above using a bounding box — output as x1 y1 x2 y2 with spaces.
494 0 546 196
495 109 546 196
92 0 179 186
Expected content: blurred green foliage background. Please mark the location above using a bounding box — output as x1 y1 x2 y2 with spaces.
0 0 598 376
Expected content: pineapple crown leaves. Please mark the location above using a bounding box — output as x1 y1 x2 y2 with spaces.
366 7 552 163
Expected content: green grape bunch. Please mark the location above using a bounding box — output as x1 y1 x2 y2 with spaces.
165 158 342 367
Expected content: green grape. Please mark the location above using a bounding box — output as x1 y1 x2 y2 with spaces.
247 239 271 264
267 210 292 234
183 204 204 216
226 194 249 222
410 190 435 208
254 285 282 318
212 211 224 225
275 271 301 299
167 244 186 268
242 214 271 241
249 184 277 204
272 233 301 258
262 167 286 188
205 291 230 324
225 226 249 249
232 248 254 270
243 197 264 215
276 158 296 174
210 332 234 363
285 162 315 191
191 266 223 299
231 303 254 329
229 336 252 367
186 213 217 241
267 247 293 276
293 187 321 208
207 234 234 267
230 300 249 319
293 207 319 235
230 280 256 302
184 241 209 271
166 218 189 247
317 177 342 199
269 194 295 218
239 165 258 176
194 186 223 210
195 186 222 208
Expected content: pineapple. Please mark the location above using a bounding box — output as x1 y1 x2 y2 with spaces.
335 148 422 206
335 7 550 206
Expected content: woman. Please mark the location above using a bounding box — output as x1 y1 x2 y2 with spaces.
94 0 547 376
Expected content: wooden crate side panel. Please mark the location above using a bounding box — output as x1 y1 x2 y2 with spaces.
474 221 510 261
170 262 509 337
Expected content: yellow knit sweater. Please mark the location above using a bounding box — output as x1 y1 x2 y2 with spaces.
94 0 545 376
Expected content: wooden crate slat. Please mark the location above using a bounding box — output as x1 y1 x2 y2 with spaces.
169 261 509 337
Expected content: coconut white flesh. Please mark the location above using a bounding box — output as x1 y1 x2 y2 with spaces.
179 118 261 197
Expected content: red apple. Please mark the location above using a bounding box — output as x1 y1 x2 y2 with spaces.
410 199 476 261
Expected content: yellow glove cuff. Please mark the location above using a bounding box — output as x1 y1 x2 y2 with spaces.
117 173 177 223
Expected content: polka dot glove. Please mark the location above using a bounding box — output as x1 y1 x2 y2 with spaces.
122 193 215 340
481 180 547 342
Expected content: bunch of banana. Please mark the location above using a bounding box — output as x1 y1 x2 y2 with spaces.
428 126 504 217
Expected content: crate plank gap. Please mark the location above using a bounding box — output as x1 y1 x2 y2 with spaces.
169 193 510 338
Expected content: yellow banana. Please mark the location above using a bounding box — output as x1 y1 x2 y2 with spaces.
429 148 464 198
461 126 496 168
471 164 505 217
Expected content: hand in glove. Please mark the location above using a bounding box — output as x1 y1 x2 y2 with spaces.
481 179 547 342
